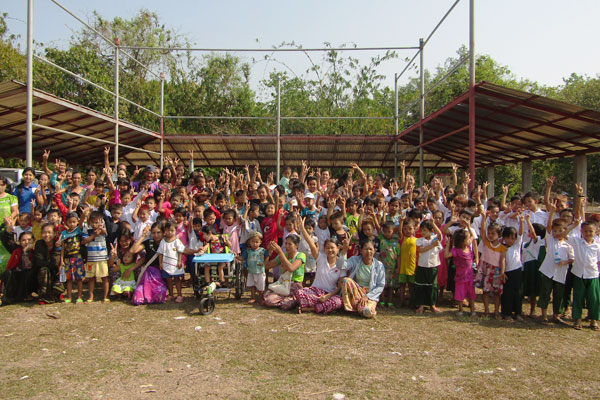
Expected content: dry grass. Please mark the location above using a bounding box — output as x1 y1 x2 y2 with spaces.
1 289 599 399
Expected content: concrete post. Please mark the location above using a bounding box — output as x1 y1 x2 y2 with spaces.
486 166 495 198
522 161 532 193
574 155 587 196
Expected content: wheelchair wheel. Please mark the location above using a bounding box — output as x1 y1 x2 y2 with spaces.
234 261 244 300
199 297 215 315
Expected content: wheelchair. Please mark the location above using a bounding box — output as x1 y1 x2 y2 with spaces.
192 252 245 315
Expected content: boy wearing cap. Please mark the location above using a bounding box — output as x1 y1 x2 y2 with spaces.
243 231 268 304
300 192 319 225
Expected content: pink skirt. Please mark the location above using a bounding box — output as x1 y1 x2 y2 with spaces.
295 286 343 314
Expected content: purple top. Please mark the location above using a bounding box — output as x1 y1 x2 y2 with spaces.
451 247 474 284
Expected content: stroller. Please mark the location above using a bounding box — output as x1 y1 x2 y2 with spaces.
192 252 245 315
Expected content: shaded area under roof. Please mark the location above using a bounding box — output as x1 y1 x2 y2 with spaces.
397 81 600 168
0 80 160 166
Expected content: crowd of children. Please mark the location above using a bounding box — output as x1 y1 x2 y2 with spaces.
0 149 599 330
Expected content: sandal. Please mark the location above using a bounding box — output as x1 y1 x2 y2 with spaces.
573 324 583 330
63 299 72 304
103 298 110 303
591 324 600 331
175 296 184 303
386 302 394 308
86 299 94 303
75 298 84 304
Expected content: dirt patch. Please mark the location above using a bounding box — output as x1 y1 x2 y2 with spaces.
1 289 599 399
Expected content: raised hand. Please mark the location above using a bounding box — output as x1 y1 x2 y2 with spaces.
42 149 50 161
104 147 110 157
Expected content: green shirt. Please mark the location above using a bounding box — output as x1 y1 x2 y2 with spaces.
276 251 306 283
0 194 18 222
355 261 373 287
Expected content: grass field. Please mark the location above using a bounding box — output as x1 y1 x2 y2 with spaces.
1 288 599 399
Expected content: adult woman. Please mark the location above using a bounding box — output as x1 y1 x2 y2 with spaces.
158 166 174 193
130 222 168 305
84 168 97 191
33 223 61 303
295 230 348 314
263 234 306 310
62 171 85 206
13 167 38 214
341 238 385 318
0 223 35 304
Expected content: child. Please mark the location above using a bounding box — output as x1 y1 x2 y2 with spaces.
378 221 399 307
158 221 186 302
1 219 35 304
200 225 232 286
500 215 524 320
412 220 443 313
14 212 32 242
58 212 85 303
477 208 507 319
432 210 449 303
315 214 331 254
243 231 268 304
569 221 600 330
110 248 138 299
296 216 318 287
300 192 319 224
82 211 110 302
397 217 417 307
522 192 548 237
537 201 574 323
522 218 546 318
240 203 262 252
220 209 240 255
445 228 478 316
132 202 152 241
31 205 44 241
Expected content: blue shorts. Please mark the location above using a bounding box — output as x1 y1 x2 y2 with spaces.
161 270 184 279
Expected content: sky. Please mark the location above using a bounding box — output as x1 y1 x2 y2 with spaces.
4 0 600 94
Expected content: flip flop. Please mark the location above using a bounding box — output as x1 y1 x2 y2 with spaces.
591 324 600 331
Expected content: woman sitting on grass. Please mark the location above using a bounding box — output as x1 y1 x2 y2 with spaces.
263 234 306 310
295 216 349 314
340 238 385 318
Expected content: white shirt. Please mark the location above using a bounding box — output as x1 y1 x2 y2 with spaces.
504 235 523 272
299 234 318 272
522 236 544 264
157 237 185 275
312 253 346 293
499 210 520 231
539 234 574 284
240 217 262 244
568 237 600 279
416 235 442 268
314 226 331 253
133 219 152 241
523 209 548 237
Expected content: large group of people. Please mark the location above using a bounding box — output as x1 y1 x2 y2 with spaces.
0 147 598 331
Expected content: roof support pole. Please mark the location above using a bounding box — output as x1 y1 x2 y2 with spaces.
419 38 425 187
276 75 281 182
113 38 120 169
574 155 587 197
160 72 165 171
468 0 476 189
486 166 495 198
522 161 532 193
25 0 34 167
394 73 399 179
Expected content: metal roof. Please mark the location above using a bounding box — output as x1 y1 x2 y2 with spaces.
0 80 160 166
1 79 598 170
121 134 450 169
396 81 600 167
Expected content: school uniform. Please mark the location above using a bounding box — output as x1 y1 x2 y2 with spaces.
501 235 523 317
522 236 545 298
411 235 442 307
568 236 600 321
537 235 574 315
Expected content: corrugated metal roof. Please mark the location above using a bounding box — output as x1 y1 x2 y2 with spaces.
397 81 600 167
0 80 160 166
2 79 597 170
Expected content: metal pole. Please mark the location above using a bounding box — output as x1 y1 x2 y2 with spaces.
25 0 34 167
394 73 398 179
114 38 120 169
419 38 425 187
468 0 476 189
160 72 165 171
276 76 281 183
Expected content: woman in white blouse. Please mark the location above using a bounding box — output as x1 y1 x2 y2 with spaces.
295 217 349 314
